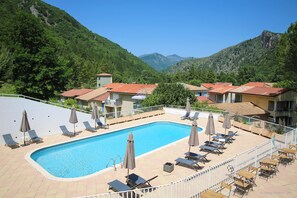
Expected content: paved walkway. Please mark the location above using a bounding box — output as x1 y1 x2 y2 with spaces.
0 113 295 197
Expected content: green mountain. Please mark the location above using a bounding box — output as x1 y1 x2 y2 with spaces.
139 53 192 71
0 0 158 99
167 31 281 73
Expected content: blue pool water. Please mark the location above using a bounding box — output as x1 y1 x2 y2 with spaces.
31 121 202 178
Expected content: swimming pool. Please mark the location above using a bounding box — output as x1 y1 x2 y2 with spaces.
30 121 202 179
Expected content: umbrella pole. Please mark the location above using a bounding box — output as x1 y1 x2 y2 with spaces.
189 146 191 153
225 128 227 135
73 124 75 136
23 132 26 146
95 120 97 129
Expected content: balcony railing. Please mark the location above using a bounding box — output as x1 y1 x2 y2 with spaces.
104 99 122 107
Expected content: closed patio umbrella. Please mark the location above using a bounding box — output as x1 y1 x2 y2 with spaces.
188 120 199 153
20 110 31 146
69 107 78 136
222 113 231 135
205 113 215 141
91 104 99 129
123 132 135 180
186 97 191 114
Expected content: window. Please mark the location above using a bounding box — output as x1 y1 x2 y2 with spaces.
268 101 274 111
235 94 242 103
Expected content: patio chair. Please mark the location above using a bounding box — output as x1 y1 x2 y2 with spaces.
199 145 222 155
181 112 190 120
175 157 201 171
28 130 43 143
83 121 97 132
218 182 232 197
204 140 225 149
126 173 158 188
59 125 75 137
96 119 109 129
233 176 252 196
212 135 233 144
189 112 199 120
2 134 20 149
184 152 209 163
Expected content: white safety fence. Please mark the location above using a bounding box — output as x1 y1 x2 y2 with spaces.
83 132 293 198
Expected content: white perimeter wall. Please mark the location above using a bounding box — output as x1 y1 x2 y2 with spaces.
0 97 94 145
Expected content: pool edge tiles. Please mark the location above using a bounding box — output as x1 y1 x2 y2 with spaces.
26 120 204 181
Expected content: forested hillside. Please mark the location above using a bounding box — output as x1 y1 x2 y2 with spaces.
0 0 158 99
167 31 280 74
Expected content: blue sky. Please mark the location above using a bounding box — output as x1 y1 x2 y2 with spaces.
44 0 297 57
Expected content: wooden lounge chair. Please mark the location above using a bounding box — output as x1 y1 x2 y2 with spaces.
2 134 20 149
59 125 75 137
83 121 97 132
184 152 209 163
28 130 43 143
175 157 201 171
199 145 222 155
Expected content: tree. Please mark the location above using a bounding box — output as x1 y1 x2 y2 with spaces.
278 22 297 89
142 83 196 107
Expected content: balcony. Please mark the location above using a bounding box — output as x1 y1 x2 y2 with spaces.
105 99 122 107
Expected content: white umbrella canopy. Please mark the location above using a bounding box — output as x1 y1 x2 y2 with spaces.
91 104 99 128
20 110 31 145
222 113 231 135
69 107 78 135
185 97 191 114
205 113 215 141
188 120 199 153
123 132 136 179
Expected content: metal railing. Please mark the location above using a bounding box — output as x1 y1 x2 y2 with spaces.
84 135 292 198
166 105 225 114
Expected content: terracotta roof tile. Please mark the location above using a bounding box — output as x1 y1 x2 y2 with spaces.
92 92 110 102
196 96 214 104
76 87 108 101
109 84 157 94
242 87 288 96
208 86 239 94
103 83 125 89
243 82 273 87
211 102 268 116
60 89 93 97
201 82 232 89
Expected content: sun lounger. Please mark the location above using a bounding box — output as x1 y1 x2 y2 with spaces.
28 130 43 143
108 179 136 192
184 152 209 163
190 112 199 120
2 134 20 148
212 135 233 144
126 173 158 188
175 157 201 171
59 125 75 137
181 112 190 120
199 145 222 155
96 119 109 129
205 141 225 149
83 121 97 132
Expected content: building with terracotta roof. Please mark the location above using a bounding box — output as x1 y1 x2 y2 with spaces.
208 86 239 103
211 102 269 120
243 82 274 87
96 73 112 88
105 84 158 117
179 83 209 96
201 82 233 90
196 96 214 104
60 89 93 100
230 86 297 127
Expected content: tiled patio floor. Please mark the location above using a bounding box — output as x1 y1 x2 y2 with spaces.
0 113 295 197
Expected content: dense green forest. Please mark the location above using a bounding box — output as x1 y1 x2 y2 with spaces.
0 0 296 100
0 0 159 99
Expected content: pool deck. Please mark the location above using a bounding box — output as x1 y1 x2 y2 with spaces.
0 113 296 197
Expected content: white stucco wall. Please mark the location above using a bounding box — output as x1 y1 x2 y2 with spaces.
0 97 94 145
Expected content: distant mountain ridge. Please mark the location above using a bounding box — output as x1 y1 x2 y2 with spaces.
166 31 281 73
139 53 192 71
